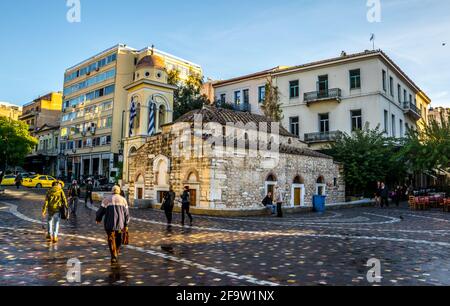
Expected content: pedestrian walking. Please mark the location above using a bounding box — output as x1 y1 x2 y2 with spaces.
96 186 130 265
68 180 81 217
262 191 275 215
42 181 68 243
380 182 389 208
161 187 176 227
374 181 382 207
15 174 22 189
274 186 284 218
394 185 402 207
181 186 193 226
85 179 94 207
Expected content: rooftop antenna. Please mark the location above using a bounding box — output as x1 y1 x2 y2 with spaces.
370 33 375 50
151 44 155 55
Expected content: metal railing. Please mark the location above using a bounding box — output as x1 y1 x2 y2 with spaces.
215 101 251 113
304 131 340 143
304 88 342 103
403 101 422 117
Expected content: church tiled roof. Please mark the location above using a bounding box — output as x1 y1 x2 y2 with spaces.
175 105 295 137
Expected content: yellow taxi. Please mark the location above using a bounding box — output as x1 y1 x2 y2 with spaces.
22 175 65 189
1 175 16 186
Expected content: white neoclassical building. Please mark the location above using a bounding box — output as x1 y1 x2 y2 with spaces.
213 50 431 150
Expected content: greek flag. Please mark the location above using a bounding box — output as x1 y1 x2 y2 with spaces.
129 98 137 137
148 102 156 136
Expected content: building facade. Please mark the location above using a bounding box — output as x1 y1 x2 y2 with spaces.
58 44 202 182
428 106 450 126
213 66 288 115
0 102 22 120
18 92 62 135
26 124 60 176
213 50 431 150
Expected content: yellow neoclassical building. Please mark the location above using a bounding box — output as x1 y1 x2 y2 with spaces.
59 44 202 182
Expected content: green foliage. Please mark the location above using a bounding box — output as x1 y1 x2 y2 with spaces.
326 124 405 196
260 78 283 122
0 116 38 171
168 69 209 120
400 114 450 173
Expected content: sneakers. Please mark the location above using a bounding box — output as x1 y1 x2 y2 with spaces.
46 235 52 242
52 237 58 243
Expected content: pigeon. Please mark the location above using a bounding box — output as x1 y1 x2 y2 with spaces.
399 215 404 221
443 43 447 46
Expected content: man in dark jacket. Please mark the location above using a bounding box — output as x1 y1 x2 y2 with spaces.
380 182 389 208
162 187 176 227
15 174 22 189
96 186 130 265
68 180 81 216
262 192 275 215
85 179 94 207
181 186 193 226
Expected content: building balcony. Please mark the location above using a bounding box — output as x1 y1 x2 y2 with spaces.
403 101 422 121
304 131 340 144
215 101 252 113
19 111 37 120
304 88 342 105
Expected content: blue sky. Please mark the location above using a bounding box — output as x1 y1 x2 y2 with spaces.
0 0 449 107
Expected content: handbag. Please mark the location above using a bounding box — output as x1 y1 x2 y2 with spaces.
60 203 70 220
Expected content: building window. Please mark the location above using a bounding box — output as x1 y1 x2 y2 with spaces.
382 70 387 91
234 91 241 105
404 89 407 103
243 89 249 104
409 94 413 104
258 86 266 103
392 114 396 137
384 110 388 133
289 117 299 137
349 69 361 89
399 119 404 137
398 84 402 102
389 77 394 96
351 110 362 131
318 75 328 92
319 113 329 133
220 94 226 104
289 80 299 98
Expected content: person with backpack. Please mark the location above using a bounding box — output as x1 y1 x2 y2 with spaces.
96 186 130 265
68 180 81 217
181 186 193 226
42 181 68 243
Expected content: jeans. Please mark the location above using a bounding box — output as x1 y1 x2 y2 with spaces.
70 197 79 215
85 192 93 206
164 209 173 225
276 203 283 218
266 205 276 214
181 204 193 225
47 213 61 238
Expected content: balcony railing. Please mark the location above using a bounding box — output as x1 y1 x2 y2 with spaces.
304 131 340 143
403 101 422 120
215 101 251 113
304 88 342 105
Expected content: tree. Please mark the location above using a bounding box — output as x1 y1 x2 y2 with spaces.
168 69 209 120
0 117 37 172
326 124 405 196
260 78 283 122
400 114 450 176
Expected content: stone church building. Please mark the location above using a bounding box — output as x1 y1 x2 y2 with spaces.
121 52 345 214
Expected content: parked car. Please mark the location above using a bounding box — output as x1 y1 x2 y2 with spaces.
0 175 16 186
22 175 65 189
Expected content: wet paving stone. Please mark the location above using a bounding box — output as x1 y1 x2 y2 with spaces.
0 188 449 286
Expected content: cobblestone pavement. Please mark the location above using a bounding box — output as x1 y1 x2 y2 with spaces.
0 188 449 286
